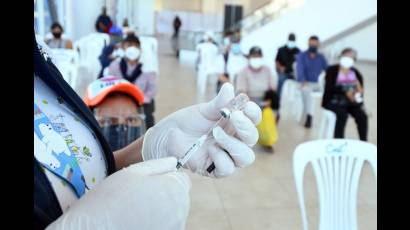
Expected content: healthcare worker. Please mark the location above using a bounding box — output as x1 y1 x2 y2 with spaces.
34 33 262 229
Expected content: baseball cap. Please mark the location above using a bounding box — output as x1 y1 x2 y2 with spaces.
84 76 144 108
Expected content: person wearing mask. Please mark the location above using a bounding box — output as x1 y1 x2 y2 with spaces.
296 35 328 128
35 32 261 229
226 37 247 87
95 6 113 33
322 48 368 141
275 33 300 96
236 46 277 107
45 22 73 49
84 76 146 151
108 34 157 129
195 31 221 94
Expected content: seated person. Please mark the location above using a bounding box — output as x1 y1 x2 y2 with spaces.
236 46 277 108
45 22 73 49
107 34 157 129
322 48 368 141
84 76 145 151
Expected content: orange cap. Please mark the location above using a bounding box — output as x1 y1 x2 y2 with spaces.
84 76 144 107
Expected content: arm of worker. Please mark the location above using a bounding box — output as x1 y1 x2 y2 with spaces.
143 72 158 104
46 157 191 230
114 136 144 169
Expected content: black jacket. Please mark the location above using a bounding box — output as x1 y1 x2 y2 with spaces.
275 45 300 75
322 64 364 108
34 33 117 229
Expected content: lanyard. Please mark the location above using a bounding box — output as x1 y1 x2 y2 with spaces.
34 102 87 198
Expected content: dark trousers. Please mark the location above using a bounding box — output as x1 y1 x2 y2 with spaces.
326 104 368 141
143 100 155 129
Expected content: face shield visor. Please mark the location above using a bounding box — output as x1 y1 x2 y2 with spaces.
94 107 146 151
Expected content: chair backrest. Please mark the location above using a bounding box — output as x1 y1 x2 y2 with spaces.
293 139 377 230
50 48 79 67
139 36 159 74
318 109 337 139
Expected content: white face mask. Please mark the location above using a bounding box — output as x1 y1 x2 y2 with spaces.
287 41 296 49
249 58 264 69
125 47 140 61
340 56 354 69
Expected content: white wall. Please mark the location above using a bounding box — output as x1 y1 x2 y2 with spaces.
337 22 377 61
155 10 223 34
241 0 377 69
116 0 155 35
136 0 155 35
69 0 105 41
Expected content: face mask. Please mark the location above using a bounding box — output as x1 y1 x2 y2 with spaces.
340 56 354 69
125 47 140 61
287 41 296 49
231 44 241 55
249 58 264 69
113 48 125 58
308 46 318 53
52 32 62 39
101 125 142 151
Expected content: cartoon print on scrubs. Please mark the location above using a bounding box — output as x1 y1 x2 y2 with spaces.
49 113 93 164
34 103 87 197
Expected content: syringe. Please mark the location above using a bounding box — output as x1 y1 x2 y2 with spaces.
176 93 250 172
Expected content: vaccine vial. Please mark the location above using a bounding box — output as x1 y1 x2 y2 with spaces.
220 93 250 119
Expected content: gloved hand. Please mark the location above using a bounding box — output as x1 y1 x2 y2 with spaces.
46 157 191 230
142 83 262 178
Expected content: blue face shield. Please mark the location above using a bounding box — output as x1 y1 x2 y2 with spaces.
101 124 143 151
96 113 145 151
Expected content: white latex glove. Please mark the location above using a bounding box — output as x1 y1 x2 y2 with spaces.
46 157 191 230
142 83 262 178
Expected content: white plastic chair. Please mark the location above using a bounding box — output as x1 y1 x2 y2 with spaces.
139 36 159 75
318 109 337 139
279 79 302 121
74 33 106 80
50 49 79 88
293 139 377 230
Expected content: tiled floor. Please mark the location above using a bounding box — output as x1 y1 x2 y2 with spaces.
74 35 377 230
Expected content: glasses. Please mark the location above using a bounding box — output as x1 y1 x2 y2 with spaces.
94 107 146 128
